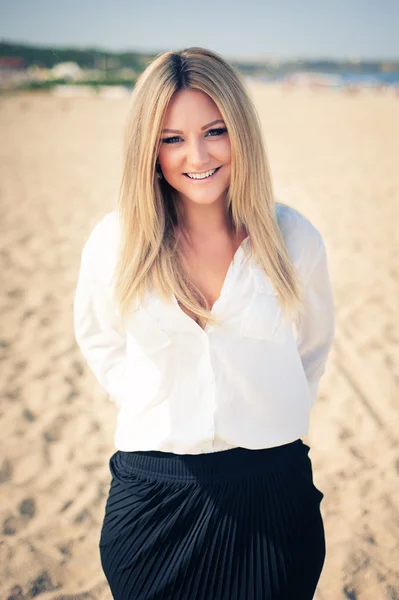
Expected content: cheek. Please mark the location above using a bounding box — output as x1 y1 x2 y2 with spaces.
158 148 181 175
218 139 231 164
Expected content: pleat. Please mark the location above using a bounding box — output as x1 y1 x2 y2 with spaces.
99 442 326 600
264 469 283 596
206 477 242 600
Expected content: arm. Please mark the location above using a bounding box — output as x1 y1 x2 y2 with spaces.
73 240 127 407
294 236 335 407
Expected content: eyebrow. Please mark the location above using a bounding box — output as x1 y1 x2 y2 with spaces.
161 119 225 134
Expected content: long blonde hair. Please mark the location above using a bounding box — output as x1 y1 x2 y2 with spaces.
114 47 304 328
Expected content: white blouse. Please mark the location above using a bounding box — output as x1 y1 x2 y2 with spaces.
73 204 335 454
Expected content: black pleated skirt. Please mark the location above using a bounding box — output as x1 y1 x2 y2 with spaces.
99 439 325 600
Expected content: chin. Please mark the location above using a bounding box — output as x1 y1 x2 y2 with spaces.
173 182 230 204
182 192 227 206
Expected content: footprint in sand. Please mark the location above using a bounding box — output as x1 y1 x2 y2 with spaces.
3 498 36 536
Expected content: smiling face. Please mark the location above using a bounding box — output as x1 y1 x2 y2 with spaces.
157 89 231 210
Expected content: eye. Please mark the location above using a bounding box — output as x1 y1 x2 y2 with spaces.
161 136 182 144
206 128 227 137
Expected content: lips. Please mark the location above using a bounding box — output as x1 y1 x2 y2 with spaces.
183 166 221 180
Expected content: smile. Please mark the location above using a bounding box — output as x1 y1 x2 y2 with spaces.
184 167 221 180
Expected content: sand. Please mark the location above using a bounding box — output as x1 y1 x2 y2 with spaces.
1 84 398 599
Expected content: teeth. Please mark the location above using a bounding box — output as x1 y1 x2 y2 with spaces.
186 168 217 180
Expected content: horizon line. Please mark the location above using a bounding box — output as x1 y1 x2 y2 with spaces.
1 38 398 64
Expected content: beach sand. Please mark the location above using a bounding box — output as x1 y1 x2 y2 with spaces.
1 85 398 599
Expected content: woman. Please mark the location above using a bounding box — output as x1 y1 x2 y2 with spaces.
73 47 335 600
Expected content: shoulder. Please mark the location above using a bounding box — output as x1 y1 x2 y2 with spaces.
275 202 323 249
82 210 120 251
80 210 121 283
275 202 325 281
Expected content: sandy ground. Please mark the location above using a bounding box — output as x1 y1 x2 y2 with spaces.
0 84 398 599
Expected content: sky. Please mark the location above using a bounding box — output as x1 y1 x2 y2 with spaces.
0 0 398 61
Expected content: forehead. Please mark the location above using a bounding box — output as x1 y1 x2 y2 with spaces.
163 89 222 126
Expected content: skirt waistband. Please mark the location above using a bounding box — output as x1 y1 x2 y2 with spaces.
115 439 308 481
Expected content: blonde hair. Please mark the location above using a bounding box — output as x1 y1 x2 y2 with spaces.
114 46 304 329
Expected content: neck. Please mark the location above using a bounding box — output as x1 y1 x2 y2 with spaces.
175 194 232 240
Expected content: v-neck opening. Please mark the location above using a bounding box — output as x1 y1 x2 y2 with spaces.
171 236 250 333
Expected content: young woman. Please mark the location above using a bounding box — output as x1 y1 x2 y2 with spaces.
74 47 335 600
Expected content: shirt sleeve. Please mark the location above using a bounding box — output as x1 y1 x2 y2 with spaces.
73 239 127 407
294 236 335 407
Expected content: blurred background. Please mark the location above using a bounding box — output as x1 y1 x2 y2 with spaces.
1 1 398 599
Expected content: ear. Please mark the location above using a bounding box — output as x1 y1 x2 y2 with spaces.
155 162 163 180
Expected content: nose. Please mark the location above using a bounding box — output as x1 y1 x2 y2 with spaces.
186 137 209 170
